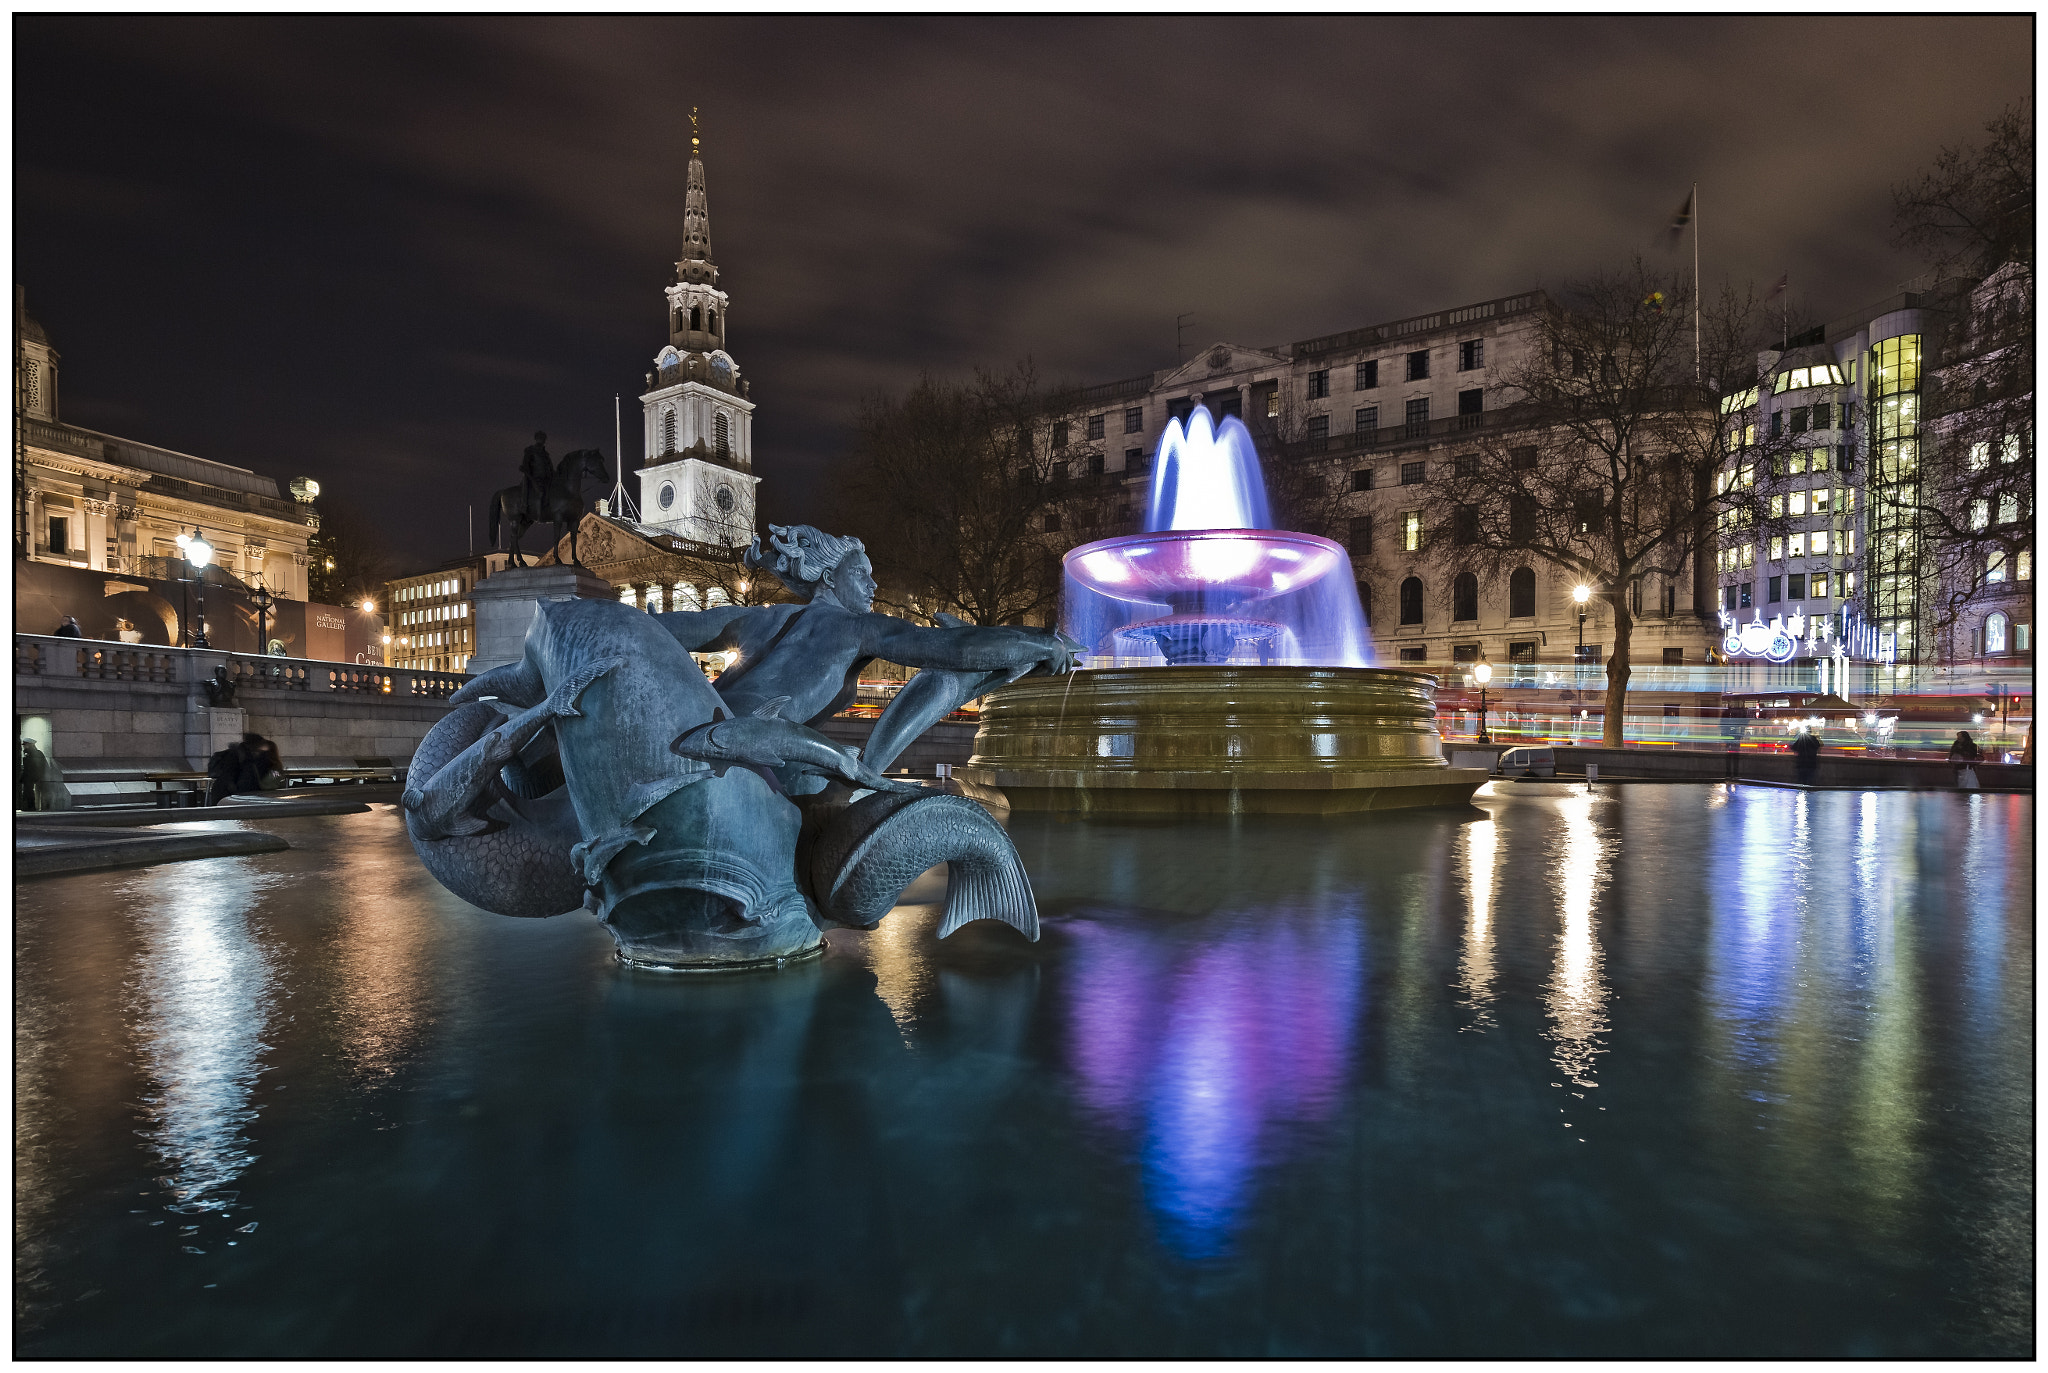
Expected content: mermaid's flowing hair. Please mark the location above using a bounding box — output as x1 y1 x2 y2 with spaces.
742 524 867 600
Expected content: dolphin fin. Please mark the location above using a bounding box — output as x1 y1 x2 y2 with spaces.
935 612 970 628
547 655 628 719
752 695 792 719
569 824 658 887
443 813 494 837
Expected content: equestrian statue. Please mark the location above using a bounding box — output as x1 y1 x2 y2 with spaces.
400 522 1080 970
488 431 611 567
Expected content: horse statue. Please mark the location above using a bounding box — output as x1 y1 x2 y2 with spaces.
400 523 1081 971
487 435 610 567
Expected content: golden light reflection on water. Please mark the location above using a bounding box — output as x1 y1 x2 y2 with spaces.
1544 793 1610 1087
858 903 941 1042
326 836 440 1086
1456 817 1500 1025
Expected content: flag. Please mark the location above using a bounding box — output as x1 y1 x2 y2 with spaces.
1665 190 1694 249
1767 272 1789 301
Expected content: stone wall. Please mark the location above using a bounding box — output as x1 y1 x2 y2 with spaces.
14 635 465 793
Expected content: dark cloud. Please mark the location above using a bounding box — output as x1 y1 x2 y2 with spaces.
16 15 2030 569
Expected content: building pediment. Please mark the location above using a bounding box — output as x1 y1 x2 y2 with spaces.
1154 342 1291 391
540 512 745 581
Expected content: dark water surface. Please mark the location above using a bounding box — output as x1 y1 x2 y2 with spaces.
14 785 2032 1357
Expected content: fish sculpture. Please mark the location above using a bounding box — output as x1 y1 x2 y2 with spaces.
401 592 1059 969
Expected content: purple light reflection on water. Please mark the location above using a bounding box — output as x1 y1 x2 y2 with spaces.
1062 911 1365 1260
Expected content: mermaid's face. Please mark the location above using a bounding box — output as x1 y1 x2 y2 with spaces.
827 554 877 614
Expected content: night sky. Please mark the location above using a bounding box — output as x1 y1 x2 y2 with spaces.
16 16 2031 573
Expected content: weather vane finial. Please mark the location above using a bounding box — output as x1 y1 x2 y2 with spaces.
690 106 700 155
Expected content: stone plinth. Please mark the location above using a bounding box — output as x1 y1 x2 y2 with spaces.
184 704 246 768
469 565 616 673
956 665 1487 815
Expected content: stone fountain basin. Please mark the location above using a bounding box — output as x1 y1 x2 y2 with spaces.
1065 529 1347 603
956 666 1489 816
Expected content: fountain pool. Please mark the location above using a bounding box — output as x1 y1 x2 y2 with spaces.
12 790 2031 1357
961 405 1483 813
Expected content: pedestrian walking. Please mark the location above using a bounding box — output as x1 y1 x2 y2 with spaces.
1948 730 1982 790
1791 727 1822 786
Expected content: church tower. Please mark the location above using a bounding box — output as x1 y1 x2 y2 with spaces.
637 110 760 547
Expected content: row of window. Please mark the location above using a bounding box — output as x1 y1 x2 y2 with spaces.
399 578 463 602
1721 572 1855 611
1369 566 1541 627
397 626 468 650
1768 402 1852 436
401 602 469 627
1072 344 1491 445
1343 340 1486 394
1980 612 2030 656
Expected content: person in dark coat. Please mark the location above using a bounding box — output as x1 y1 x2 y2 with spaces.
53 616 81 637
1791 727 1822 786
1948 730 1982 786
207 732 276 804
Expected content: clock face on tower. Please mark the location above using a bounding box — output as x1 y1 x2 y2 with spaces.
658 483 676 510
711 355 733 386
715 485 736 513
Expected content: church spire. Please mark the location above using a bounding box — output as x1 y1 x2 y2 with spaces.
678 107 714 274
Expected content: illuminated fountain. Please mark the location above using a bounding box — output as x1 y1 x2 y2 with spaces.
1063 406 1371 669
959 405 1487 815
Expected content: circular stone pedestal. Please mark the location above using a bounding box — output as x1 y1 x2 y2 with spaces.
955 666 1488 816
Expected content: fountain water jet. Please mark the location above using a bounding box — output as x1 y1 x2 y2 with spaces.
959 404 1487 815
1063 406 1372 669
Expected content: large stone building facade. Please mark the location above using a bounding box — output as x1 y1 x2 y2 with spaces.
1038 290 1716 671
16 289 316 600
14 287 335 652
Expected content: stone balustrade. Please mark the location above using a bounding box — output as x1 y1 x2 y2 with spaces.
15 633 470 800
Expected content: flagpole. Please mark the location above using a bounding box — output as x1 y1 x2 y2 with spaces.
1692 181 1701 384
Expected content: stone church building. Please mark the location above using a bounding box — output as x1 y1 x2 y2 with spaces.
542 123 781 626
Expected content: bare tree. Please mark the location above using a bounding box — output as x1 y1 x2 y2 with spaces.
1251 384 1357 543
1882 104 2034 659
1417 260 1798 745
307 496 399 610
836 363 1069 626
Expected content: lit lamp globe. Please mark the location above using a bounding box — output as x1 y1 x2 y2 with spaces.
1572 583 1591 605
1472 661 1492 685
183 532 214 648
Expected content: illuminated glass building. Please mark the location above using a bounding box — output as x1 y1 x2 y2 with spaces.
1715 270 2033 681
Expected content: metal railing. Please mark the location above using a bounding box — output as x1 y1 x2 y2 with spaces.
14 634 469 700
1292 291 1547 359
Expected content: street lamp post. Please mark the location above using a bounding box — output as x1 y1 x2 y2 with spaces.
248 575 276 657
1473 660 1493 743
181 530 214 648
